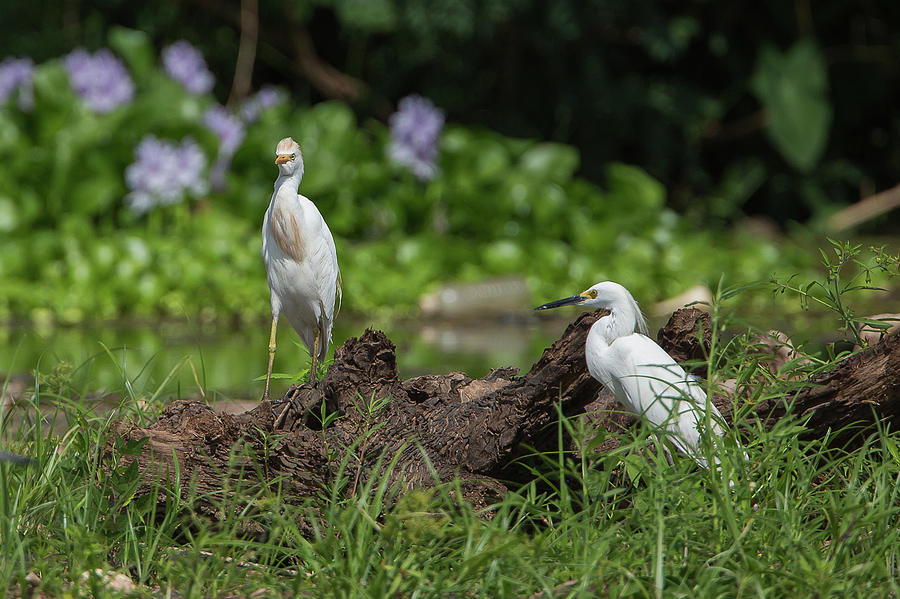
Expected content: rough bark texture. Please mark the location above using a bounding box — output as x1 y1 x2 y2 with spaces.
655 307 711 372
107 310 609 513
104 308 900 516
758 330 900 444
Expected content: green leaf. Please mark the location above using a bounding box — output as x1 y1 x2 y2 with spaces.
333 0 397 31
518 142 579 182
0 111 23 153
309 101 357 136
69 176 124 215
31 62 75 112
108 27 155 84
0 198 19 233
605 163 665 212
856 317 896 331
751 39 832 172
471 140 510 182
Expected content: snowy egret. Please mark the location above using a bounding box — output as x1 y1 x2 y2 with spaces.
536 281 726 468
261 137 340 399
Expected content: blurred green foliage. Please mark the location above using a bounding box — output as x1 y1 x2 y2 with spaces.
3 1 898 224
0 28 817 324
751 40 832 173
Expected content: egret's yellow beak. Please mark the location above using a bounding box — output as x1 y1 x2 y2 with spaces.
275 154 291 165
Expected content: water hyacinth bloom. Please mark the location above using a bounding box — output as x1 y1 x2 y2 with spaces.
203 105 245 156
203 104 246 190
239 85 284 123
161 40 214 95
0 57 35 110
387 95 445 181
63 48 134 113
124 136 208 214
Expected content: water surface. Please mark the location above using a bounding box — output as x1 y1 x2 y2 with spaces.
1 317 572 402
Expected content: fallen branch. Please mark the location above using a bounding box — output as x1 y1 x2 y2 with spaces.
759 331 900 444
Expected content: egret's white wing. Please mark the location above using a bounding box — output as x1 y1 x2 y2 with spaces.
296 194 339 358
601 333 725 465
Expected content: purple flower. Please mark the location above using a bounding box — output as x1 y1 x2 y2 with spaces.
63 48 134 113
161 41 214 95
203 105 245 155
203 105 246 190
208 158 230 193
387 95 444 181
239 85 284 123
0 57 35 111
124 136 208 214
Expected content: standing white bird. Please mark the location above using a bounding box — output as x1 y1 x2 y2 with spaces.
261 137 340 400
536 281 726 468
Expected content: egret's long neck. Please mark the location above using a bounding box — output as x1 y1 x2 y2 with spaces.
272 169 302 203
596 299 646 344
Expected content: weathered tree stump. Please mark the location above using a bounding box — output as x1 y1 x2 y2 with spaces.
107 310 608 513
656 307 711 370
105 308 900 515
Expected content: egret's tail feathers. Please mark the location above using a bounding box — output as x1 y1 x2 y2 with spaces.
335 270 343 316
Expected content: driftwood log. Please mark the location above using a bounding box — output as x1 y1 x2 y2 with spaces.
105 308 900 515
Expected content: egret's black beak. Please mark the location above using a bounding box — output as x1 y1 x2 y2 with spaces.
534 294 586 311
0 450 32 465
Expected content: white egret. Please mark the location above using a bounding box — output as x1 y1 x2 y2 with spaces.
261 137 340 400
536 281 726 468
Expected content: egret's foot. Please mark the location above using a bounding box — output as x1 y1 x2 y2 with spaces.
645 434 675 467
663 446 675 467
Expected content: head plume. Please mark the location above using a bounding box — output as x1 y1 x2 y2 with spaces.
274 136 304 178
276 137 301 157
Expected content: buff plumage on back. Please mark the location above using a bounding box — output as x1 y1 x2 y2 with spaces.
276 137 301 157
270 205 305 262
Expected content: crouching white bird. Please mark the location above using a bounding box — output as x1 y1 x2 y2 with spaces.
261 137 340 400
536 281 726 468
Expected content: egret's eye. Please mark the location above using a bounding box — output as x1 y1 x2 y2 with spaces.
586 289 598 299
290 153 296 160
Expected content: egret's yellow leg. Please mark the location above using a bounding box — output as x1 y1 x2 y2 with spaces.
310 332 319 383
263 317 278 401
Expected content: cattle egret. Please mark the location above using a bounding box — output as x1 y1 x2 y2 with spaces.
261 137 340 400
536 281 726 468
